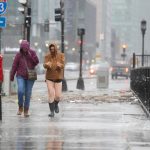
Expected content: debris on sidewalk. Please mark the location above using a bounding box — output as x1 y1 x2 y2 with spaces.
61 89 135 103
2 89 136 104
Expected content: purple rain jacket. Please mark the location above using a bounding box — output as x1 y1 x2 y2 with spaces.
10 40 39 81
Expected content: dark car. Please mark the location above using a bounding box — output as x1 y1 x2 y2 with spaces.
111 64 130 79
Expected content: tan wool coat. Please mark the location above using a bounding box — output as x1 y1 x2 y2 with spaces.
43 50 65 80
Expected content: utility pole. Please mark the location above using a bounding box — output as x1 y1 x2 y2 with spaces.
18 0 31 42
25 7 31 42
55 0 67 91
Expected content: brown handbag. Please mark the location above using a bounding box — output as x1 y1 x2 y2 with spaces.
24 57 37 80
27 69 37 80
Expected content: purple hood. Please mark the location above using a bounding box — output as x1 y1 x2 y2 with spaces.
20 40 30 50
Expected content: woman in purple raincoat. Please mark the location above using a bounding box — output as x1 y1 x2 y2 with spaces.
10 40 39 117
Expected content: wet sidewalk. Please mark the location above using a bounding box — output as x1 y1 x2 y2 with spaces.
0 90 150 150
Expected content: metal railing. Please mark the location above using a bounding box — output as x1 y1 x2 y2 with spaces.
131 53 150 115
133 53 150 68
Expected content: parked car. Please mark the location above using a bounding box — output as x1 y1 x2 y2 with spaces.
65 62 79 71
111 64 130 79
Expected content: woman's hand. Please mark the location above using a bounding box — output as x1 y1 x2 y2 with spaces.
45 62 52 68
57 62 62 68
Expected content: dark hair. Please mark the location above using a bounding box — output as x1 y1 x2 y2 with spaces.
49 44 55 50
20 48 24 54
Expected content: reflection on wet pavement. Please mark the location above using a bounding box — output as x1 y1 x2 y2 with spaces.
0 99 150 150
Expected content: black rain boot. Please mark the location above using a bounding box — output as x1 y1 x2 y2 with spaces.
54 100 59 113
48 102 55 117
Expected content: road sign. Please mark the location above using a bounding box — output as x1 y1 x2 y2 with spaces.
0 0 7 15
0 16 6 28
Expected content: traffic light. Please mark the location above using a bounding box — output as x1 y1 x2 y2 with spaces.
78 28 85 36
54 0 64 22
18 1 31 42
55 8 61 21
44 19 49 32
54 8 64 21
25 16 31 27
25 7 31 27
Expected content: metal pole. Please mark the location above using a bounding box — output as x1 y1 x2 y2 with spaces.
23 5 26 40
77 31 85 90
26 7 31 42
142 33 145 66
24 0 28 40
61 12 68 92
133 53 136 69
0 28 2 120
123 48 125 61
27 26 30 42
79 34 83 78
61 19 64 53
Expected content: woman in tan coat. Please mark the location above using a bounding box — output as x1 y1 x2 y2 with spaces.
43 43 65 117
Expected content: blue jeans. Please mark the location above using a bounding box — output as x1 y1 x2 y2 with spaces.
16 76 35 108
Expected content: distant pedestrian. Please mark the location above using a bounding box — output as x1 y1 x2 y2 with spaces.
10 40 39 117
43 43 65 117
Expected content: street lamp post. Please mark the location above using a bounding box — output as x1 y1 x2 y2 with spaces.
77 28 85 90
141 20 147 66
121 44 127 61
